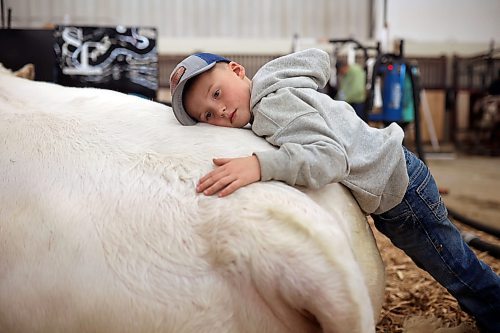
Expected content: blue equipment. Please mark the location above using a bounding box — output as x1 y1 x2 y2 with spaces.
368 56 418 124
365 41 424 162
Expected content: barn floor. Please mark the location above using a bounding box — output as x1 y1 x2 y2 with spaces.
373 151 500 332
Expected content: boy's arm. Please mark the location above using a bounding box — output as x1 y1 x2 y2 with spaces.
197 155 261 197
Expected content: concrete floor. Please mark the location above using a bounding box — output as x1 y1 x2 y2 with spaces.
426 152 500 232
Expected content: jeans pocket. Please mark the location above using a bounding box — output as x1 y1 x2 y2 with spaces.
372 199 415 239
374 199 413 223
416 169 448 222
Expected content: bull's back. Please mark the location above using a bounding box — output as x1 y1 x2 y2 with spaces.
0 74 384 333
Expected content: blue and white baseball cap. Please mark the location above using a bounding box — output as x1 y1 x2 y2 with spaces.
169 53 230 126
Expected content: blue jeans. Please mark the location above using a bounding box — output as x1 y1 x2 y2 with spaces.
372 147 500 332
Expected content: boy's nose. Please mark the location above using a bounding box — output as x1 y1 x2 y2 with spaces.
218 106 226 118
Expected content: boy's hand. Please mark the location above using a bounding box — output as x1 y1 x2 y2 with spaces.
197 155 261 197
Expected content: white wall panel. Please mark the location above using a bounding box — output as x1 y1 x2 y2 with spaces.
6 0 369 40
6 0 500 48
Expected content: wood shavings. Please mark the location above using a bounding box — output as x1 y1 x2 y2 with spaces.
369 217 499 332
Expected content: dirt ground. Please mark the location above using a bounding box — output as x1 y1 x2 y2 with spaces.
372 153 500 332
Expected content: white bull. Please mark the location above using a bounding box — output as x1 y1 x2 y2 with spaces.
0 73 385 333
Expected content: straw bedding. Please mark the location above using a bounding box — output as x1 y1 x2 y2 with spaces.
371 217 499 333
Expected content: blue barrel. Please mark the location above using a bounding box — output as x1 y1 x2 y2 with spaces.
381 62 406 122
369 60 409 123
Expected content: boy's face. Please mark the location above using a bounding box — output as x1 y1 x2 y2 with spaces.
184 62 252 128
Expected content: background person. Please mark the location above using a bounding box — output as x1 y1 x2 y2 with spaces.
336 60 367 118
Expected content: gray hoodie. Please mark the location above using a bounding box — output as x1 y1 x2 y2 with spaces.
250 48 409 215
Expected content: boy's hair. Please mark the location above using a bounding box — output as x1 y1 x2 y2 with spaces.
169 53 230 126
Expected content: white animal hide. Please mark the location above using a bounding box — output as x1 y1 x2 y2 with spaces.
0 73 384 333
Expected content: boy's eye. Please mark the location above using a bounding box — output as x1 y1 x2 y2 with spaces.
206 111 213 120
213 89 220 98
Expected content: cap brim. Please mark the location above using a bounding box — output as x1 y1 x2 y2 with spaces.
171 61 219 126
171 79 197 126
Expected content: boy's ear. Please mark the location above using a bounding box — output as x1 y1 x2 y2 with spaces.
229 61 246 79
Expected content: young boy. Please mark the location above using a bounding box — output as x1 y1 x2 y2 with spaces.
169 49 500 332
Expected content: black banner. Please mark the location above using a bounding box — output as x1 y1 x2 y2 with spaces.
54 25 158 99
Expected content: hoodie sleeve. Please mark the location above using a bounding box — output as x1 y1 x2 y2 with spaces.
250 48 349 189
252 89 350 189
